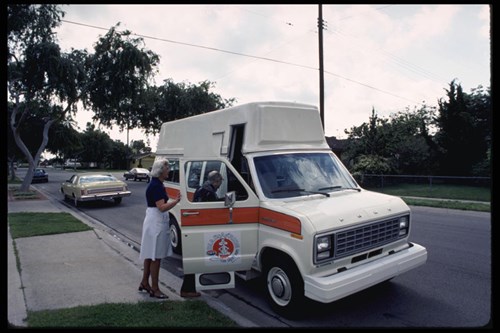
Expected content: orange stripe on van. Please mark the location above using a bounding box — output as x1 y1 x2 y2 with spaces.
259 208 302 235
165 187 179 198
181 206 301 235
165 187 195 202
181 207 259 226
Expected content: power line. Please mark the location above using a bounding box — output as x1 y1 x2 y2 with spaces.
61 19 318 71
322 5 450 86
323 70 420 104
61 18 421 104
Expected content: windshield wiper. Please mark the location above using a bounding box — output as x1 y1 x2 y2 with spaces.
318 186 361 192
271 187 330 197
318 186 342 191
271 187 305 194
339 187 361 192
304 190 330 197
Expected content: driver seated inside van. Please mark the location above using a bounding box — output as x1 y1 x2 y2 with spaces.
193 170 223 202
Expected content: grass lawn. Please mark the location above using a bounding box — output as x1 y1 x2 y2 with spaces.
365 183 490 202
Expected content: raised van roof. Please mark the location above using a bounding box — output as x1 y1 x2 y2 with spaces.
155 101 330 157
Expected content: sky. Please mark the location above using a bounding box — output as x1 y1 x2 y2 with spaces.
52 4 490 151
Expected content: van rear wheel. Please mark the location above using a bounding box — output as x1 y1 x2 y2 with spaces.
264 254 304 317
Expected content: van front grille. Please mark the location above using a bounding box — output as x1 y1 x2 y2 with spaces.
334 218 402 259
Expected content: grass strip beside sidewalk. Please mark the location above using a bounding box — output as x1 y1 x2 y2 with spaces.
8 211 239 328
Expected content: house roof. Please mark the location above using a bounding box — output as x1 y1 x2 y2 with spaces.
325 136 348 151
130 152 155 159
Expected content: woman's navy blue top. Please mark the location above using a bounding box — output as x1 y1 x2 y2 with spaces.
146 177 168 207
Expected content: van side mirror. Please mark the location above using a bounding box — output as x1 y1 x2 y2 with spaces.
225 191 236 225
224 191 236 207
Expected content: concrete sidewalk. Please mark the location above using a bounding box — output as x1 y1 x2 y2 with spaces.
7 196 256 328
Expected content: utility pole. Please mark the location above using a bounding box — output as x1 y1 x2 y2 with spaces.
318 4 325 131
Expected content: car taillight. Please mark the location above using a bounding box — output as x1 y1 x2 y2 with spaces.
81 189 87 195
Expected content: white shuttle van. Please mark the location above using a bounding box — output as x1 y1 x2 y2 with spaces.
156 101 427 316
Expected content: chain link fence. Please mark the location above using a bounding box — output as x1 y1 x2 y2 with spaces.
354 174 491 190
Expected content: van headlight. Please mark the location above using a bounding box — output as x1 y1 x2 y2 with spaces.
398 215 409 236
315 235 333 263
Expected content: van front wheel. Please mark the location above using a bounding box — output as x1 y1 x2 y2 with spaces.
264 255 304 317
169 219 182 254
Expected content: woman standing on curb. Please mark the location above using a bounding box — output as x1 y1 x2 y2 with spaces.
138 158 180 299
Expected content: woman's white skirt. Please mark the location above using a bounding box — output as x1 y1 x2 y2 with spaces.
139 207 173 260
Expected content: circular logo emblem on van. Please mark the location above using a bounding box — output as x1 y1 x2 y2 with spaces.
206 232 240 264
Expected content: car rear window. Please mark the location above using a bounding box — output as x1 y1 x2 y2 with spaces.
80 175 117 183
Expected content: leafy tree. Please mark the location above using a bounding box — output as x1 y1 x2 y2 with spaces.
383 106 437 174
343 105 436 175
130 140 147 154
466 85 491 176
139 79 236 136
343 108 391 172
8 4 86 190
105 140 131 170
83 24 160 146
46 120 83 164
351 155 392 175
434 81 491 176
79 123 114 167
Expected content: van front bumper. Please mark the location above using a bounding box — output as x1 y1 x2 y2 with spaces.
304 242 427 303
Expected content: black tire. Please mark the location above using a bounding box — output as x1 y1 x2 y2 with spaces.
264 253 304 318
73 195 78 207
114 197 122 205
61 189 70 202
169 218 182 254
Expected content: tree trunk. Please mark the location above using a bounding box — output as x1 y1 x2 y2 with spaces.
10 107 55 191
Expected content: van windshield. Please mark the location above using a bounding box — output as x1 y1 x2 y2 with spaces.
254 152 358 199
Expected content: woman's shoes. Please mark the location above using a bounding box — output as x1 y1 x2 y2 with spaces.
150 289 169 299
138 283 152 294
180 291 201 298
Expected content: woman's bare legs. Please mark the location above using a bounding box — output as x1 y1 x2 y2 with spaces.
139 259 153 293
149 259 167 298
150 259 161 291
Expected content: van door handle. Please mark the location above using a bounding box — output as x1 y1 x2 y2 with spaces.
182 211 200 216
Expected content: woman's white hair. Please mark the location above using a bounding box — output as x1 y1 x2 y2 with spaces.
150 158 170 178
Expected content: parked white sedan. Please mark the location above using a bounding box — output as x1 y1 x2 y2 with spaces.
123 167 151 182
61 173 131 207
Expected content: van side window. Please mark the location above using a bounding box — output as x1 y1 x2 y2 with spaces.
166 159 180 183
187 161 204 188
185 160 248 202
226 167 249 201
